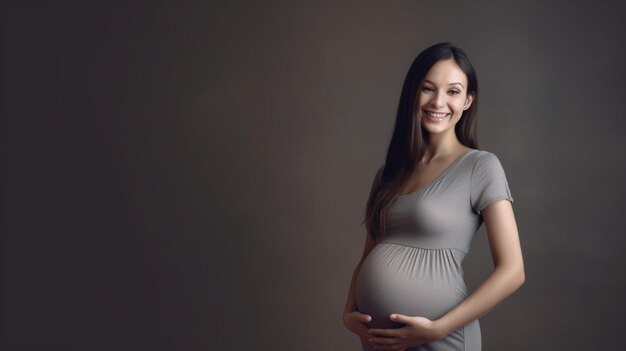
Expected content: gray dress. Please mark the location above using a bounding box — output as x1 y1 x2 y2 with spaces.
356 149 513 351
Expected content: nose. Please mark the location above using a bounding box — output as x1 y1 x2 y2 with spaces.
432 91 445 108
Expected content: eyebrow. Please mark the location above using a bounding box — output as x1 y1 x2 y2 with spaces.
423 80 465 88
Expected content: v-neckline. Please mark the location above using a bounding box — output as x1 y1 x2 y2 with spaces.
397 149 476 198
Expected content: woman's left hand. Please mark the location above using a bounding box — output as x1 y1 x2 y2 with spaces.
366 314 443 351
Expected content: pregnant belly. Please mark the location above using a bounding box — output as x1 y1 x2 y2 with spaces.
355 243 467 328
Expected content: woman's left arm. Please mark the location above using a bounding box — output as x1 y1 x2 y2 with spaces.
368 199 525 349
433 199 525 335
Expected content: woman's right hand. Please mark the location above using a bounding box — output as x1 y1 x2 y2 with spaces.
343 310 373 340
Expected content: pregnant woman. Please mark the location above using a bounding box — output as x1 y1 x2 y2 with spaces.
342 43 525 351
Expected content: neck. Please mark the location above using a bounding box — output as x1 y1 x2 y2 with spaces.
422 132 464 161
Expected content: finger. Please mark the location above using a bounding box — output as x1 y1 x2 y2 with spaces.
389 313 412 324
368 328 400 337
368 336 398 345
360 314 372 323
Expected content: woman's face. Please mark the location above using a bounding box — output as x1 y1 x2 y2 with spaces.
417 58 474 137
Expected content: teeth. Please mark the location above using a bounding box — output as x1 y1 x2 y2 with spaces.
427 111 450 118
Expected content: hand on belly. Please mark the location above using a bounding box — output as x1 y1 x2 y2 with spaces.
366 313 441 350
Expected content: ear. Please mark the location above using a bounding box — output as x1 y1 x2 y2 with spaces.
463 93 474 110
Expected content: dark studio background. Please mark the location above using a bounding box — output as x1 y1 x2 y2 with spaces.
3 0 626 350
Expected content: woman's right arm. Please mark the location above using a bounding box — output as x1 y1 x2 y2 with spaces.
342 231 377 339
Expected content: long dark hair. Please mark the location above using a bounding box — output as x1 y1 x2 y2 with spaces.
364 42 479 238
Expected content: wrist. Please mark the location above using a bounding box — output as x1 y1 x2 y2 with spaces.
431 318 451 340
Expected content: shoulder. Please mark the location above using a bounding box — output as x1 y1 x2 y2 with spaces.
466 149 500 162
468 150 514 212
466 150 510 183
466 150 506 170
469 149 511 183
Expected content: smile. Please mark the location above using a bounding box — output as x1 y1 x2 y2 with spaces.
425 111 451 118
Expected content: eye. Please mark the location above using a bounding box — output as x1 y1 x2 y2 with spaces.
421 86 434 93
448 89 461 95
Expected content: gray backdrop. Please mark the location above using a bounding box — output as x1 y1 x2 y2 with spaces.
4 0 626 350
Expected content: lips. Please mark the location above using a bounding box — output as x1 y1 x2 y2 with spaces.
425 111 451 120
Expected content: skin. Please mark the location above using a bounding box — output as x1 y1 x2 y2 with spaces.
343 59 525 350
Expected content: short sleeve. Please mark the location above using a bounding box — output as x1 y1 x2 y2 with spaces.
470 153 514 214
